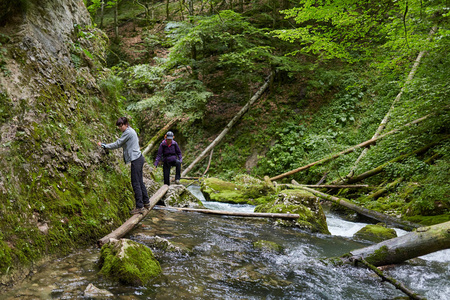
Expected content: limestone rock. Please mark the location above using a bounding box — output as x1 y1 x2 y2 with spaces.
83 283 113 298
255 189 330 234
162 185 205 208
98 238 161 286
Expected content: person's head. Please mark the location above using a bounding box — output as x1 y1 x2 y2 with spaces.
165 131 174 143
116 117 129 132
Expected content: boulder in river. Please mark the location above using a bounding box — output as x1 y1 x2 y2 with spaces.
255 189 330 234
200 176 270 205
83 283 113 298
98 238 161 286
353 224 398 243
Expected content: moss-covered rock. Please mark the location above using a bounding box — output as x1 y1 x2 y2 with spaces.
353 224 397 243
132 234 192 255
200 177 270 205
255 189 330 234
253 240 284 253
162 185 205 208
98 238 161 286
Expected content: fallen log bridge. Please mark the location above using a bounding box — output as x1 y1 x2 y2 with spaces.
164 207 300 219
97 184 169 247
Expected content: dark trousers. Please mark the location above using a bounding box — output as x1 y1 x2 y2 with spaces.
131 154 149 208
163 160 181 185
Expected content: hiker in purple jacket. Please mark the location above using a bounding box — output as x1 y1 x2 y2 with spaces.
154 131 182 185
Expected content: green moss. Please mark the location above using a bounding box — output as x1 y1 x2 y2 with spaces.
200 177 269 205
403 214 450 226
354 224 397 243
365 245 390 265
253 240 284 253
254 190 330 234
98 239 162 285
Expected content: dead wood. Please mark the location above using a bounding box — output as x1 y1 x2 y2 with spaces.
97 185 169 247
182 73 272 177
292 183 419 231
163 206 300 219
344 27 437 179
340 221 450 267
269 113 433 182
142 118 178 157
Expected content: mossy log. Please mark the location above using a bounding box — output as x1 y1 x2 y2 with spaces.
269 113 433 182
182 73 272 177
293 184 419 231
340 221 450 267
362 178 403 201
285 184 374 189
166 207 300 219
142 118 178 156
97 185 169 246
345 138 447 184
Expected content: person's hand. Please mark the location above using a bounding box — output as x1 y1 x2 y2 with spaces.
98 142 106 149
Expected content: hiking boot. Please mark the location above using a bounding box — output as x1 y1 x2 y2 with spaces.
130 207 145 215
144 203 151 209
175 180 180 184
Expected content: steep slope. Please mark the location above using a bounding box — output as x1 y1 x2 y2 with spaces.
0 0 135 288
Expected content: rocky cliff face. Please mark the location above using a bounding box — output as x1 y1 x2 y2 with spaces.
0 0 134 288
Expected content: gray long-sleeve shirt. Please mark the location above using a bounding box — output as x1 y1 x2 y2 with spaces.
104 127 141 164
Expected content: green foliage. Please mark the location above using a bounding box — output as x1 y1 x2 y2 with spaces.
273 0 449 67
99 74 124 102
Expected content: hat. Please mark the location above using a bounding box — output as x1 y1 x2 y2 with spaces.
166 131 174 139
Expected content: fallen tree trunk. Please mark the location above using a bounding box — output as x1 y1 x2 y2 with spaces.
202 149 214 177
269 113 433 182
362 178 403 201
142 118 178 157
345 138 447 184
97 185 169 247
357 258 426 300
340 221 450 267
163 207 300 219
285 184 373 189
293 183 419 231
182 73 272 177
344 27 438 180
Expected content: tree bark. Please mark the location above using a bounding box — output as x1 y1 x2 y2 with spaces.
202 149 213 177
361 177 403 201
182 73 272 177
285 184 374 189
165 207 300 219
142 118 178 157
344 27 437 179
293 184 419 231
97 185 169 247
340 221 450 266
269 113 432 182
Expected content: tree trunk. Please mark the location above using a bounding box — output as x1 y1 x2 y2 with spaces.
345 138 447 184
182 73 272 176
344 27 438 179
166 0 170 20
269 113 433 182
97 185 169 246
293 184 419 231
340 221 450 266
142 118 178 157
362 177 403 201
165 207 300 219
99 0 105 29
285 184 374 189
114 2 119 39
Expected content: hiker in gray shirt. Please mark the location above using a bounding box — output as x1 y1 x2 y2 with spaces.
98 117 149 215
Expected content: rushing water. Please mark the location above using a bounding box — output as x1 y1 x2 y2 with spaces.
3 186 449 299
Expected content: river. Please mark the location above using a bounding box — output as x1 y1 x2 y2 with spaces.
2 185 449 299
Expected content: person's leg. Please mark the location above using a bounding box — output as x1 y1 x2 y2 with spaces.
163 161 171 185
131 158 143 208
175 159 181 182
137 155 149 205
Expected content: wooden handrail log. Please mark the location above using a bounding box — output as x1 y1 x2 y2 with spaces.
97 185 169 247
161 206 300 219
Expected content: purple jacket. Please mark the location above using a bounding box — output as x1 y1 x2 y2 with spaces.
154 139 182 166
